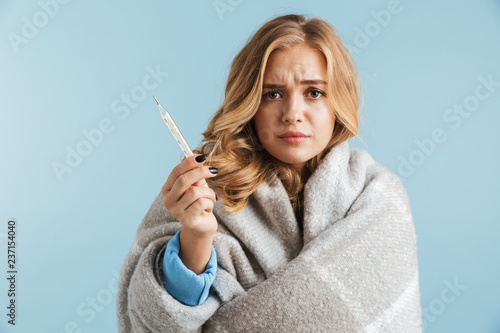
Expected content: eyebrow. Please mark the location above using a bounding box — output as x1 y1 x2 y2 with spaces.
263 80 327 89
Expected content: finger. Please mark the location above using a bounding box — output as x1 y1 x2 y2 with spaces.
162 154 207 194
169 165 218 201
183 198 216 224
178 187 217 211
192 178 207 187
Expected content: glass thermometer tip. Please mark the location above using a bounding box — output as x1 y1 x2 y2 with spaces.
153 96 194 158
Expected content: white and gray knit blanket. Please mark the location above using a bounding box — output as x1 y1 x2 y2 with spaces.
116 141 422 332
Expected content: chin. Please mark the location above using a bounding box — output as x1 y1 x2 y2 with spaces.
274 154 310 166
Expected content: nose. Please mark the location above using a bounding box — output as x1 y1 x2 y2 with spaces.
281 93 304 124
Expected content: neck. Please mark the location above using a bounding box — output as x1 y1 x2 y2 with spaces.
300 165 312 183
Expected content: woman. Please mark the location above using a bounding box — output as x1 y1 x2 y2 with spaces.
117 14 422 332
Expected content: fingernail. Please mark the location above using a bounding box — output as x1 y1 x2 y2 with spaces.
216 194 218 201
195 155 206 163
209 167 219 174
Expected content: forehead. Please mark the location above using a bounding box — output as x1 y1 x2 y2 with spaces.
263 44 327 83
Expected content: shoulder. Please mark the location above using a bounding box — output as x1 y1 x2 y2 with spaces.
308 142 409 202
349 148 405 190
347 148 413 214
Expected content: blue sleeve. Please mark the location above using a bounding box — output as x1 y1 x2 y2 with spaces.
161 229 217 306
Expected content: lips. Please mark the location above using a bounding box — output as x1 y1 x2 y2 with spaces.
281 137 307 143
278 131 309 144
278 131 309 138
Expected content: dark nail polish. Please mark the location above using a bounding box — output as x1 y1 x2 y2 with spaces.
216 194 218 201
195 155 206 163
209 167 219 174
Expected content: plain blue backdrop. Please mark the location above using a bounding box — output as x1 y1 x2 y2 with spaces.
1 0 499 332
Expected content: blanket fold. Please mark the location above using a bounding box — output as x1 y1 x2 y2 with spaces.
116 141 422 332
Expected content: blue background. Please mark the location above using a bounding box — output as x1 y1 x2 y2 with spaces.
1 0 499 332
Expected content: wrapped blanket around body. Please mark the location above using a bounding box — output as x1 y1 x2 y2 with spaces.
116 141 422 332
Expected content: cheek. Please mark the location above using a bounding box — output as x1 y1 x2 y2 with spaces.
313 112 335 140
253 111 263 132
253 110 276 145
254 109 271 133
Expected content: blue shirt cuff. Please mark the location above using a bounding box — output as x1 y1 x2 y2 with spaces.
161 229 217 306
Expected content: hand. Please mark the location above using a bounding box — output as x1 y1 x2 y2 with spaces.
161 154 219 238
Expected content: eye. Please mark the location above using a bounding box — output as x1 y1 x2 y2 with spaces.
263 90 282 100
308 89 326 99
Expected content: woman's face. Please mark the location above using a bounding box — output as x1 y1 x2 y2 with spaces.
253 43 336 173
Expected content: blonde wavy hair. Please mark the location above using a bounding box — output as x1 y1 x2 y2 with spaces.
194 14 362 217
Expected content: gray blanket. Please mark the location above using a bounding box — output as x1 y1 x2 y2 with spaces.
116 141 422 332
